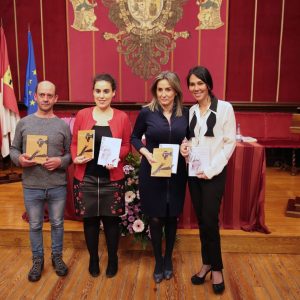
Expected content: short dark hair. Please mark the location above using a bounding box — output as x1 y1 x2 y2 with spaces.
186 66 214 96
93 73 117 91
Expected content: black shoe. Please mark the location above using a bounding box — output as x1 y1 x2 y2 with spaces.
153 272 164 283
163 258 173 280
89 257 100 277
106 257 118 278
28 256 44 282
52 253 68 276
153 260 164 283
191 267 212 285
212 271 225 294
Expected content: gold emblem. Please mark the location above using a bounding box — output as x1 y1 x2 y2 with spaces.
70 0 99 31
103 0 189 80
196 0 224 30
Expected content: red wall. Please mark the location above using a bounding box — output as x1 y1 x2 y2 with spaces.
1 0 299 105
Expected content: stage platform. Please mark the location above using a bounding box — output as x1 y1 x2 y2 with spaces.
0 168 299 254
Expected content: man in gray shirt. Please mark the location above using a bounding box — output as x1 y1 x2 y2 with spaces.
10 80 71 282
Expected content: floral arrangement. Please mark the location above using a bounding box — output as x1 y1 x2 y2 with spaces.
120 152 150 248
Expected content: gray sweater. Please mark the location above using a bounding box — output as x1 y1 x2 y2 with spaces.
10 114 71 189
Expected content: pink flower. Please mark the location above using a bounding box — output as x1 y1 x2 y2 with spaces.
128 216 135 222
123 165 134 174
132 219 145 233
125 191 136 203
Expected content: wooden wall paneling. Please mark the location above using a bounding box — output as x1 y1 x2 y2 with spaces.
174 0 206 104
94 4 123 102
0 1 20 100
226 0 256 102
15 0 43 103
279 0 300 103
42 0 69 101
223 0 229 100
67 1 94 102
174 6 199 103
253 0 282 102
95 2 148 103
200 0 228 101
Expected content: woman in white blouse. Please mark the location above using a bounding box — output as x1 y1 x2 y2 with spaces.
180 66 236 294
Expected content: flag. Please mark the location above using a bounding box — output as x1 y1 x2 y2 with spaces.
0 26 20 158
24 31 38 115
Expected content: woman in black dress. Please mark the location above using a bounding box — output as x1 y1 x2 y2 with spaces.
131 71 189 283
71 74 131 277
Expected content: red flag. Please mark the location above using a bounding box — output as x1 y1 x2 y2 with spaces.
0 26 20 157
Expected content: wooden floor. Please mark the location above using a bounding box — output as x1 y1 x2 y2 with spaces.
0 167 299 299
0 247 299 300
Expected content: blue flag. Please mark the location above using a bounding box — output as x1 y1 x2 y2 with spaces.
24 31 38 114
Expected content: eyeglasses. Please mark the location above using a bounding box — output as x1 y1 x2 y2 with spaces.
38 93 55 100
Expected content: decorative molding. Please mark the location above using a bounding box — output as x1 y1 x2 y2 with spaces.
70 0 99 31
196 0 224 30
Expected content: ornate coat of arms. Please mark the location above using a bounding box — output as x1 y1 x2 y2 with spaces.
70 0 99 31
196 0 224 30
103 0 189 80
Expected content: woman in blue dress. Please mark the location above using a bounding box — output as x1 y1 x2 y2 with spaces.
131 71 189 283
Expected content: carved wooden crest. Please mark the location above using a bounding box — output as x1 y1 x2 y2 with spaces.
70 0 99 31
196 0 224 30
102 0 189 80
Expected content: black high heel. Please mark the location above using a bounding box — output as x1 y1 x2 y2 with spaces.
153 260 164 283
212 271 225 294
191 267 212 285
163 258 173 280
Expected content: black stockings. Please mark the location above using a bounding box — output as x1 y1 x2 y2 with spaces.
83 216 120 261
149 216 178 272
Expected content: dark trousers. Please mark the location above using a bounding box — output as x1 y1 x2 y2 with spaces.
188 168 226 271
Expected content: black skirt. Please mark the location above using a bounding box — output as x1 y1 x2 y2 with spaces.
73 175 125 217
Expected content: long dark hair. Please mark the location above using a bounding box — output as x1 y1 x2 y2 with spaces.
186 66 214 97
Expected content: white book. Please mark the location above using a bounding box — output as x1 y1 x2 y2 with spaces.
188 146 210 177
97 137 122 167
159 143 179 174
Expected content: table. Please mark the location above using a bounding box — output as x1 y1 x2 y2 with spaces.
178 142 270 233
63 142 269 233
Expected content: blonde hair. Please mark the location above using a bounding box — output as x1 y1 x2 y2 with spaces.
146 71 183 117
